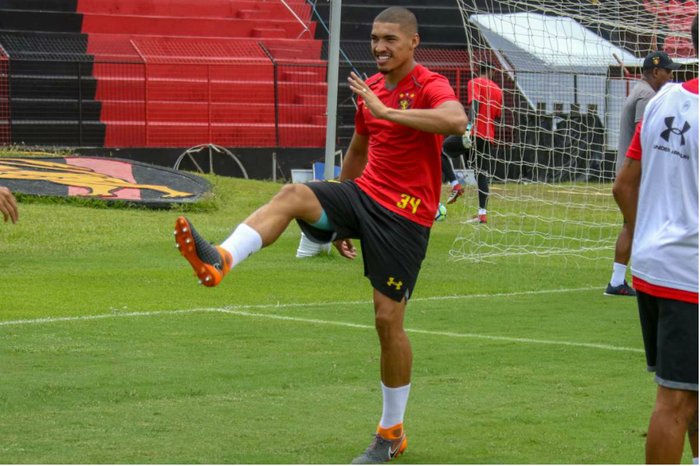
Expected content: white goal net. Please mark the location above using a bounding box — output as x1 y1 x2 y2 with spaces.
449 0 696 264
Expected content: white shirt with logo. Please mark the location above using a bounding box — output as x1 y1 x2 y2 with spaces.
628 79 698 300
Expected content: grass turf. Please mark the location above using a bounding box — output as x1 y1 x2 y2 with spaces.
0 173 676 463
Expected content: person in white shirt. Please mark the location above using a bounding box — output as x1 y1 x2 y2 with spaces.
613 14 698 464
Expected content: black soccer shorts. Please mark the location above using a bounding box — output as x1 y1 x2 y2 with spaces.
297 180 430 302
637 291 698 391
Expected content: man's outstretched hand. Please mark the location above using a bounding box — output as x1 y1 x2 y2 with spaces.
0 187 18 224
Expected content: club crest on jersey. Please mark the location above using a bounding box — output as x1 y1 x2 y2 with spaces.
399 92 415 110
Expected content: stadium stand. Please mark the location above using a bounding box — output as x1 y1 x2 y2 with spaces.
0 0 327 148
0 0 691 180
643 0 697 57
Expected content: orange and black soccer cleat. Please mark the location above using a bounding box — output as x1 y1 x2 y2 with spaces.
174 216 232 287
351 424 408 464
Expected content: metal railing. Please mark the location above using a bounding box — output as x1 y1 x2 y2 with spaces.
4 39 328 148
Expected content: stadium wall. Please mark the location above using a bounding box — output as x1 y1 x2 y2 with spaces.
73 146 325 181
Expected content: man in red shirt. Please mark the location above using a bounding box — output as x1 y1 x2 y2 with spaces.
172 7 467 463
465 64 502 223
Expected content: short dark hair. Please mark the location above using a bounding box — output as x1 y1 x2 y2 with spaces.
479 63 492 75
692 14 698 55
374 7 418 35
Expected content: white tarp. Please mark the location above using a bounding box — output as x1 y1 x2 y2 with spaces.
469 12 637 69
468 12 645 150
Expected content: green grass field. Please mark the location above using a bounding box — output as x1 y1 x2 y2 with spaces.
0 174 677 464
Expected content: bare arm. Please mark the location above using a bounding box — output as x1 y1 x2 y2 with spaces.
348 72 468 135
339 131 369 181
381 100 467 135
612 157 641 234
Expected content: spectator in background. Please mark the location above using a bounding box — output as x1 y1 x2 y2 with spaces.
0 186 18 224
465 63 502 224
606 50 680 297
613 14 698 464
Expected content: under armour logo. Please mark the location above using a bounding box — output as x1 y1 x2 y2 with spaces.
386 277 403 291
660 117 691 146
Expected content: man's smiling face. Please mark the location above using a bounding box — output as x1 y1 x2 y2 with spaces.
370 21 418 79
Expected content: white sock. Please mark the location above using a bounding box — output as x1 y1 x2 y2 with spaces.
296 232 331 258
610 262 627 287
450 180 459 188
379 382 411 429
220 223 262 267
478 208 487 216
693 457 698 464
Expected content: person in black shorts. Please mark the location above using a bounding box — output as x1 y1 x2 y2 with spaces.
298 181 429 302
172 6 467 464
613 14 698 463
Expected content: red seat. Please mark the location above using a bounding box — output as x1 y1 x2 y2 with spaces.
79 0 325 148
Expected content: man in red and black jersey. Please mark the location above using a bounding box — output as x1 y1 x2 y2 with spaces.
173 6 467 463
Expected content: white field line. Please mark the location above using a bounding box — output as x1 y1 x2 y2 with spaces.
214 308 643 353
0 286 643 353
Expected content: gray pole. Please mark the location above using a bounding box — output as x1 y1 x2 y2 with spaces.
323 0 342 180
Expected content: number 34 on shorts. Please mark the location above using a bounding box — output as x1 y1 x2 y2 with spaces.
396 194 422 214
